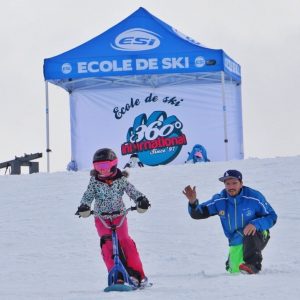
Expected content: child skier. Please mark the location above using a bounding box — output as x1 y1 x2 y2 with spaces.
75 148 151 286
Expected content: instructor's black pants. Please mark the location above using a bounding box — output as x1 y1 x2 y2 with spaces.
243 231 270 270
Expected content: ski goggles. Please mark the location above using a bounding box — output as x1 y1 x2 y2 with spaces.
93 159 118 176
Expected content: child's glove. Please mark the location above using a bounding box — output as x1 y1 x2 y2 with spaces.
136 196 151 213
75 204 91 218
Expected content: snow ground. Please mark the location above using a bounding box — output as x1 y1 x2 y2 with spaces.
1 156 300 300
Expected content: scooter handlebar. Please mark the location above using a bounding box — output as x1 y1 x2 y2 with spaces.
91 206 136 215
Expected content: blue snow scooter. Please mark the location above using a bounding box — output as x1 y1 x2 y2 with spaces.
97 206 141 292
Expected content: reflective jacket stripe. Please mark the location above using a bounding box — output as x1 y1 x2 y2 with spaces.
234 198 237 230
228 213 232 231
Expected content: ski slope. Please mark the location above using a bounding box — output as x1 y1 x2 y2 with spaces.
1 156 300 300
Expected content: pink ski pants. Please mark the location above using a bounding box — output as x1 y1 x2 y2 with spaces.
94 216 145 279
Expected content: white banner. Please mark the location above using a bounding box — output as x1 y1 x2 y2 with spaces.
69 83 243 170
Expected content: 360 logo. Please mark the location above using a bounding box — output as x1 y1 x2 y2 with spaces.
121 111 187 166
111 28 161 51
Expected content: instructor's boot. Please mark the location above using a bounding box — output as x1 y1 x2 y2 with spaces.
239 263 259 274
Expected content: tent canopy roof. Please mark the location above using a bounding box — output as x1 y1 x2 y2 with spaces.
44 7 241 91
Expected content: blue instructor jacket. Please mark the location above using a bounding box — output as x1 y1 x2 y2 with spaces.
188 186 278 246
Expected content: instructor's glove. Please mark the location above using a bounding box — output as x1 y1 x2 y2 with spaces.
136 196 151 213
75 204 91 218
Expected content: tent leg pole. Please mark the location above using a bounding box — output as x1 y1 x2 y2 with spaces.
221 71 229 161
45 81 51 172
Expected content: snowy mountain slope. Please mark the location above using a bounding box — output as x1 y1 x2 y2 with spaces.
1 156 300 300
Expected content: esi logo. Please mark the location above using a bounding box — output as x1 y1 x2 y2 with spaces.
111 28 161 51
61 63 72 74
121 111 187 166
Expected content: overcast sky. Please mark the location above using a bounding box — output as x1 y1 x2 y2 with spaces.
1 0 300 172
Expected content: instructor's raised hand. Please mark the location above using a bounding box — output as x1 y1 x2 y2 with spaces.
183 185 197 204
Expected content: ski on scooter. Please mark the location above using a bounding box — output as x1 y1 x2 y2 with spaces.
104 283 135 292
104 281 153 292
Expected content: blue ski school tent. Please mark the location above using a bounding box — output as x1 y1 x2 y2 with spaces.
43 7 243 171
